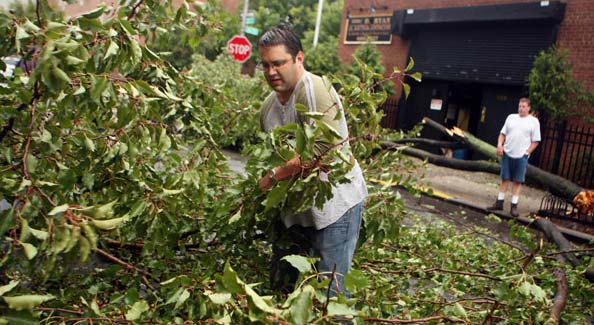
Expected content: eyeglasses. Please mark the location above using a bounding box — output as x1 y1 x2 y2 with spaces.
257 58 292 71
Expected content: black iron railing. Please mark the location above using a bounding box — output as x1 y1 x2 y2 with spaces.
539 193 594 225
533 120 594 189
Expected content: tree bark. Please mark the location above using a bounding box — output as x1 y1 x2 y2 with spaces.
421 117 587 207
381 142 500 173
534 218 594 282
387 138 462 149
548 255 568 325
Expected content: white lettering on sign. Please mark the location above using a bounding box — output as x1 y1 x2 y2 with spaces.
228 43 250 55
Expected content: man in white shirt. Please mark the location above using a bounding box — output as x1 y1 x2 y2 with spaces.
256 25 367 301
487 98 541 217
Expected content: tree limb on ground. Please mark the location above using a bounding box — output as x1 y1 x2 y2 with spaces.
421 117 594 213
380 141 594 282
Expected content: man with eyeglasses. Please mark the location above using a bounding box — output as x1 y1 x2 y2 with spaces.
256 25 367 306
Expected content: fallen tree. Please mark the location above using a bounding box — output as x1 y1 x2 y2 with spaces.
421 117 593 213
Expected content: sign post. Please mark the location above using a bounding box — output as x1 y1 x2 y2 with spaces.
227 35 252 63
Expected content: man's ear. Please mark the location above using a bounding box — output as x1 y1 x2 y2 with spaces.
296 51 305 65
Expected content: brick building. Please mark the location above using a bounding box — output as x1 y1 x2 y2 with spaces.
339 0 593 143
339 0 594 186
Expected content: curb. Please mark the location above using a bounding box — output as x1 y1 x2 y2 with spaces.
409 187 594 243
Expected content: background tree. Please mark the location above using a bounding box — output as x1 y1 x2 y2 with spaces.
528 47 594 123
346 42 396 96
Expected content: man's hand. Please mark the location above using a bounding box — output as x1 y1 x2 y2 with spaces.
496 144 504 157
258 155 302 193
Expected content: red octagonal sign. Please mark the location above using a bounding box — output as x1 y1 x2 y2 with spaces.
227 35 252 63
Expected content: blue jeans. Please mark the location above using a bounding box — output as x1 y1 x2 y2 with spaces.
270 202 364 297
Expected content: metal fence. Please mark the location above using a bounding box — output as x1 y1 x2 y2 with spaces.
380 97 399 129
534 119 594 189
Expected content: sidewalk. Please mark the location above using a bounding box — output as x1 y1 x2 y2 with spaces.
411 158 547 217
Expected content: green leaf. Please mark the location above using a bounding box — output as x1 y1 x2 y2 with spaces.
0 309 39 325
29 227 48 241
104 41 120 60
52 66 71 83
91 217 126 230
344 269 368 293
403 83 411 99
46 21 67 30
3 294 55 310
82 7 104 19
327 302 357 316
125 300 149 321
0 210 16 238
15 26 30 40
281 255 312 274
0 280 20 296
244 284 280 314
405 57 415 71
130 38 142 64
48 204 69 216
228 209 241 224
17 179 31 192
222 261 242 293
23 19 40 32
409 72 422 82
288 286 314 325
84 135 96 152
173 289 190 310
21 242 37 260
25 156 38 174
90 76 109 102
207 292 231 305
66 55 85 65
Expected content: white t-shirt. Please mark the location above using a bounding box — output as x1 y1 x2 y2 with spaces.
500 114 541 158
260 72 368 230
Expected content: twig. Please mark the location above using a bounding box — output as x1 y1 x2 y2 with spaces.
364 315 465 324
94 248 153 278
482 301 501 325
521 238 544 271
548 255 568 325
542 247 594 257
322 264 336 317
424 267 501 281
35 186 56 206
35 0 43 28
35 307 83 315
128 0 144 20
57 317 131 324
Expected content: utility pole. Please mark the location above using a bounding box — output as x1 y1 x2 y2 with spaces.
240 0 250 36
313 0 324 47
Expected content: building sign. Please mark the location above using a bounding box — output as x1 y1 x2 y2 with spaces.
344 14 393 44
430 99 443 111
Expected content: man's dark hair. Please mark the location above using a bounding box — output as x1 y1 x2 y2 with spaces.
257 24 303 59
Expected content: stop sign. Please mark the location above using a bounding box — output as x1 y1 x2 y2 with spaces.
227 35 252 63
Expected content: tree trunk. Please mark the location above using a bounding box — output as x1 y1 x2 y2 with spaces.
381 142 500 173
548 255 568 325
387 138 462 149
421 117 588 208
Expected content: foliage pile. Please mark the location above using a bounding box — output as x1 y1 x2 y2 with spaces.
0 1 593 324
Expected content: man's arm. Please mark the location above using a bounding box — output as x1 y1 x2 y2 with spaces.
258 156 302 192
496 133 506 157
526 142 539 156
